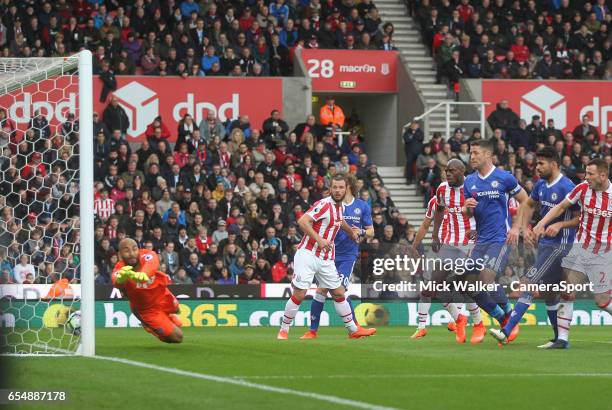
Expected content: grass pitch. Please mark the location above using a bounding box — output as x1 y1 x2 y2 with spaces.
6 326 612 410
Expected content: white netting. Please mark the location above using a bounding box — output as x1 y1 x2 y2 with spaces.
0 56 84 354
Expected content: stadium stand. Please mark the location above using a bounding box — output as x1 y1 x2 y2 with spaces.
0 0 396 75
410 0 612 90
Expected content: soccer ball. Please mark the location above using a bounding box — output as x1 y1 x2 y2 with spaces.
355 303 390 326
66 311 81 335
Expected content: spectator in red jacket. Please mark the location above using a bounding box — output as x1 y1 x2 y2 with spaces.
21 152 46 179
510 36 530 63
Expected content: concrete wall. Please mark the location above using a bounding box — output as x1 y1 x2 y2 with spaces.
282 77 311 129
396 60 425 165
459 79 492 137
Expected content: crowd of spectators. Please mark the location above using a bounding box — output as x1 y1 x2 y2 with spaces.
0 0 397 78
407 99 612 204
410 0 612 91
0 94 418 286
404 98 612 283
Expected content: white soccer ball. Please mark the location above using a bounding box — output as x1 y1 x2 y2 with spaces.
66 310 81 335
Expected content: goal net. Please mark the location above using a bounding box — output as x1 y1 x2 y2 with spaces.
0 52 94 356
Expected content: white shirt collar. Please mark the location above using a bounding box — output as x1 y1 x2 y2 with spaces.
546 173 563 188
477 164 495 180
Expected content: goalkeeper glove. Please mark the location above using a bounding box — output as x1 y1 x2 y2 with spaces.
114 266 134 285
129 271 150 283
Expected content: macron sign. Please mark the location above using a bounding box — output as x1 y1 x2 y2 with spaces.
300 49 398 93
482 80 612 135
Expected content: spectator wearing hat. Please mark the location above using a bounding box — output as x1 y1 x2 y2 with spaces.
239 263 259 284
212 219 229 244
535 50 561 79
526 115 545 146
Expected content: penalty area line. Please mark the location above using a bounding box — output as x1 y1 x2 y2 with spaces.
92 355 400 410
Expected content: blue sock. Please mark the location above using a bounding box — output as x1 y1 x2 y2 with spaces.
491 284 510 310
503 294 532 336
472 291 506 324
347 296 357 326
546 299 560 340
309 293 326 332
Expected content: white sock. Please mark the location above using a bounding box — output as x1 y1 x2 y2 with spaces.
444 302 460 322
417 301 431 329
557 302 574 342
598 299 612 315
334 297 358 333
280 295 301 332
467 302 482 325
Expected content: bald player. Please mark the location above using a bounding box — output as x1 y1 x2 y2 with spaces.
112 238 183 343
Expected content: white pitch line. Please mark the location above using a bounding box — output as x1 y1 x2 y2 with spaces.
231 373 612 380
93 355 400 410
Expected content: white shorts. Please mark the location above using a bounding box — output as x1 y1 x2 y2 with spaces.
292 248 342 290
561 245 611 294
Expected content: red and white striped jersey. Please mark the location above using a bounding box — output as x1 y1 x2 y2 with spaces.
435 182 476 246
566 181 612 254
94 198 115 222
297 196 343 260
425 196 450 242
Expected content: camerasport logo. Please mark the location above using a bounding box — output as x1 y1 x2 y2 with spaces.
483 80 612 135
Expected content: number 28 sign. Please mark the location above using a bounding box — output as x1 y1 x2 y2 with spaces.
300 49 398 93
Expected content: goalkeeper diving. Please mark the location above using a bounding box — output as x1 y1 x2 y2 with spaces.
112 238 183 343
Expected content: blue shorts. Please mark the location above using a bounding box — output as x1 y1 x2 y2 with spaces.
335 258 356 290
468 242 511 276
523 244 569 285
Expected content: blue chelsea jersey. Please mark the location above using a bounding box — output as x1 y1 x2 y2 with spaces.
530 174 577 246
464 167 522 244
334 198 373 260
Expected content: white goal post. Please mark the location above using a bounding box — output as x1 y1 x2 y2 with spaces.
0 51 94 356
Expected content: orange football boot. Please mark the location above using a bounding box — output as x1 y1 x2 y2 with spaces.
470 322 486 344
411 328 428 339
455 315 468 343
277 329 289 340
349 327 377 339
300 330 317 339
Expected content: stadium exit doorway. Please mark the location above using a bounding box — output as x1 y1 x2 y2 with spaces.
312 93 399 166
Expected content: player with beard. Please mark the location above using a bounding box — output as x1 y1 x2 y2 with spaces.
277 174 376 339
489 147 579 347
